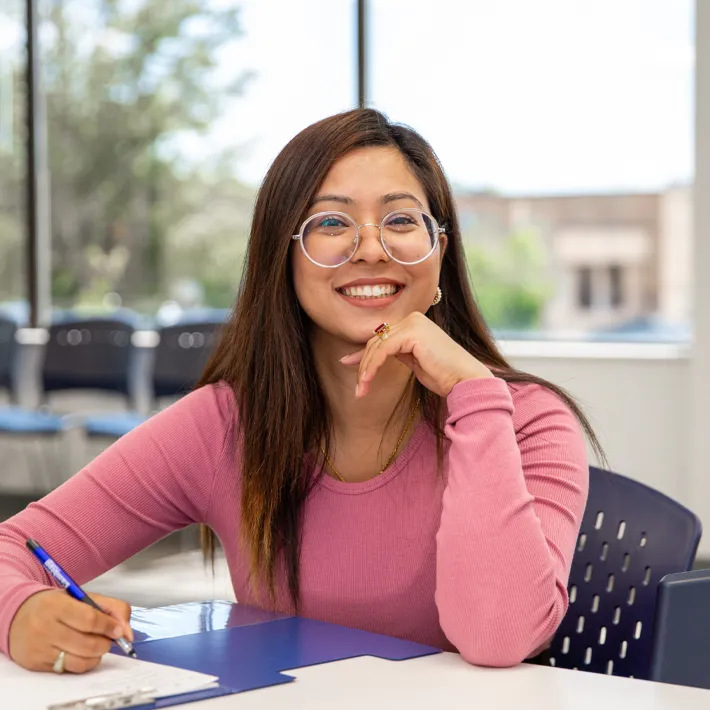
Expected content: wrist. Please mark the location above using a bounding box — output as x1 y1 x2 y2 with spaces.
447 365 494 395
458 364 494 383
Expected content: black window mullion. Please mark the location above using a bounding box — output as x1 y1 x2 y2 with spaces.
24 0 50 328
357 0 368 108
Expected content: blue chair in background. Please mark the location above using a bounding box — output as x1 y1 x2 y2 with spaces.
151 319 223 400
0 317 136 486
549 466 701 679
41 318 136 399
83 319 223 439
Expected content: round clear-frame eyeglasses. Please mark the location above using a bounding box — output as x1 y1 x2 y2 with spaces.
291 208 445 268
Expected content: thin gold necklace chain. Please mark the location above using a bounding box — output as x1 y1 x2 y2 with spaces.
320 398 421 483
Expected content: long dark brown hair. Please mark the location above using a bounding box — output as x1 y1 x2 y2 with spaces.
196 108 605 609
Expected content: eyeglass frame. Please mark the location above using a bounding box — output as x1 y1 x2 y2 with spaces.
291 208 446 268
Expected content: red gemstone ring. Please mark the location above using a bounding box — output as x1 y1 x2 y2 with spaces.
374 322 391 340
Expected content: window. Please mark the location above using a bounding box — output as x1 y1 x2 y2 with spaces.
0 1 26 313
370 0 694 342
12 0 694 342
40 0 355 320
609 265 624 308
578 267 593 310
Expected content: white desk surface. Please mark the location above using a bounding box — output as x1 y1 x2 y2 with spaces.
198 652 710 710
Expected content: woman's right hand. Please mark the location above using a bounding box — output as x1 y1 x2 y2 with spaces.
8 590 133 673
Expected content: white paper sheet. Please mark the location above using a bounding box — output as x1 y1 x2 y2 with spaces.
0 652 219 709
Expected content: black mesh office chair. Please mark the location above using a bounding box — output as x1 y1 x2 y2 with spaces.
0 317 137 486
549 466 701 679
83 319 223 438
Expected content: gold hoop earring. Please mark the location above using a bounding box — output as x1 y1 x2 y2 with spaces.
432 287 442 306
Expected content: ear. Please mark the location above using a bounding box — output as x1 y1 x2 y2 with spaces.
437 232 448 272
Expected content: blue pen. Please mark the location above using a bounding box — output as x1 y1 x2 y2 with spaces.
25 538 137 658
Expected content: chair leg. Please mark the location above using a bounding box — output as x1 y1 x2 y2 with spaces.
26 438 54 492
51 436 68 487
0 435 41 493
178 525 195 553
62 426 84 482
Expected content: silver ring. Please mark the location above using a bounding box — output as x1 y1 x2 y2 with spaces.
52 650 66 674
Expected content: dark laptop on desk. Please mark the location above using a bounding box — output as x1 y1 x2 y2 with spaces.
650 568 710 690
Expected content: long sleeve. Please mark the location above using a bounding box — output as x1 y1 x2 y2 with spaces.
0 383 235 657
435 377 589 667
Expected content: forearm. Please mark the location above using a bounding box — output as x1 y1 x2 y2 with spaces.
436 447 571 665
435 378 588 667
0 472 178 657
0 384 234 657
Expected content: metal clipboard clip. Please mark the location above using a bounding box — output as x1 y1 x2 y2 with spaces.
47 687 156 710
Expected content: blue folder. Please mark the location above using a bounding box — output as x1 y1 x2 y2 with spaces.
117 601 441 707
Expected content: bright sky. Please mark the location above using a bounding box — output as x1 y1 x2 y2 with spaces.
207 0 694 194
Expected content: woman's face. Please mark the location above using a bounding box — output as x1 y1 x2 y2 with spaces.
292 146 447 346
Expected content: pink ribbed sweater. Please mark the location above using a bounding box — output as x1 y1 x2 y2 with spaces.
0 377 588 667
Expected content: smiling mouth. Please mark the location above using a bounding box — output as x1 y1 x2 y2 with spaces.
336 284 403 300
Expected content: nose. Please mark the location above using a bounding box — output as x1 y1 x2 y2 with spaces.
352 223 389 263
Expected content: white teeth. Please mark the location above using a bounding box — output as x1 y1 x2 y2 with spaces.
340 284 399 299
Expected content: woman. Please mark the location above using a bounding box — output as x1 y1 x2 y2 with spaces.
0 109 601 674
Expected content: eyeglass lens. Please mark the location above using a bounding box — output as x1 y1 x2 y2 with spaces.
301 209 438 267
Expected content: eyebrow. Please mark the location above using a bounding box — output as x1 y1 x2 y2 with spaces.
381 192 424 209
310 194 354 207
309 192 424 209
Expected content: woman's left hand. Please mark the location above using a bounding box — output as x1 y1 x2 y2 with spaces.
340 312 494 398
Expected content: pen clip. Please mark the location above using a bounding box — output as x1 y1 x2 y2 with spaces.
47 687 156 710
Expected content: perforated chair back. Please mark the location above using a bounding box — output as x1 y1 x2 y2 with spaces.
549 466 701 679
42 318 135 397
152 321 223 399
0 315 17 397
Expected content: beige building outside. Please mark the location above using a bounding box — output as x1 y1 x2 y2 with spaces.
455 187 692 336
